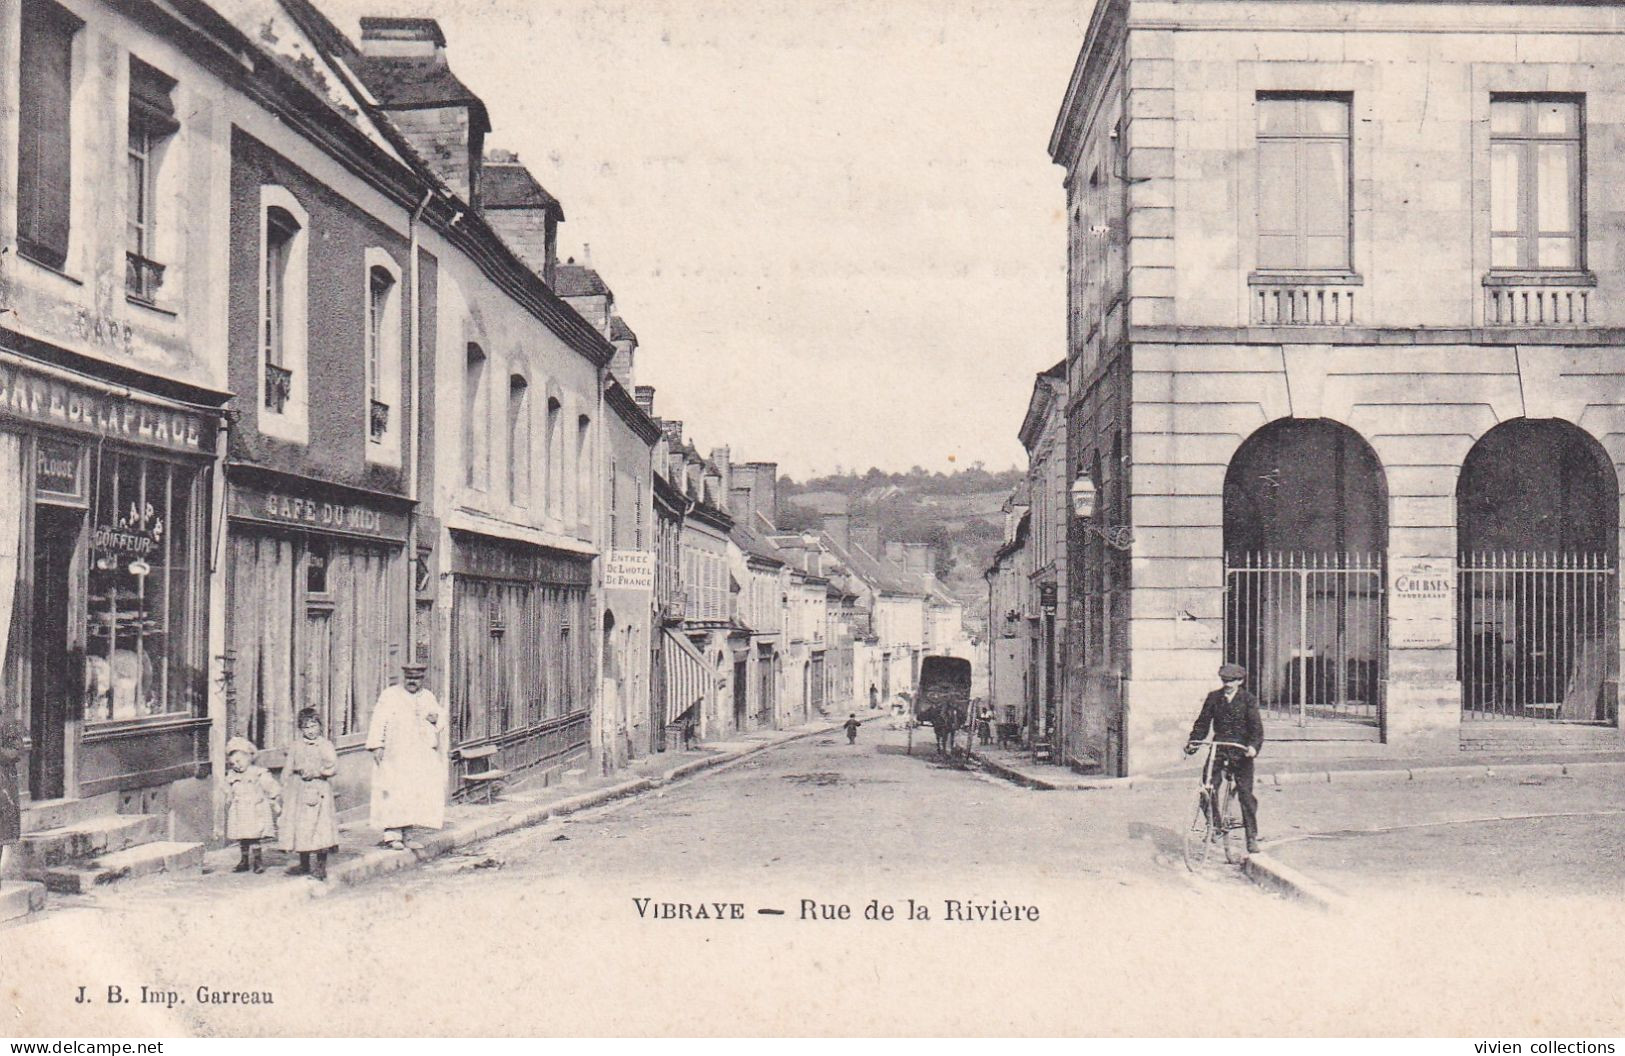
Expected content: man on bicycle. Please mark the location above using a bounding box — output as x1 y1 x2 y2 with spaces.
1184 662 1265 854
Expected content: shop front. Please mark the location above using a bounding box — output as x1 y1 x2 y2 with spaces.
447 531 594 791
223 468 410 817
0 354 220 821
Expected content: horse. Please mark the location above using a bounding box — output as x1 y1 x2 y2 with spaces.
919 700 967 756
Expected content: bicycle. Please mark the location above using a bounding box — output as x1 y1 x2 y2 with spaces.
1182 740 1251 870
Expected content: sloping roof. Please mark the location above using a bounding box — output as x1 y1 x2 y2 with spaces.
555 263 610 298
349 56 491 135
820 534 921 598
730 523 785 568
481 160 563 218
609 315 638 343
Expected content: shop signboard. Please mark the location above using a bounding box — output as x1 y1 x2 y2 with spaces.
1390 557 1455 648
605 549 655 592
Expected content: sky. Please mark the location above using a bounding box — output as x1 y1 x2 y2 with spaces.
322 0 1092 479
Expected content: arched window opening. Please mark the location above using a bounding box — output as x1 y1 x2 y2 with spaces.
508 375 530 507
464 344 487 489
1458 420 1619 723
1223 419 1389 733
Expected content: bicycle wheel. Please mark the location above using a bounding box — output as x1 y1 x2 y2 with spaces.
1216 780 1237 864
1182 791 1214 871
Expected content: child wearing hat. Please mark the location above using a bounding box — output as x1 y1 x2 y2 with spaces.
222 736 281 874
279 708 340 880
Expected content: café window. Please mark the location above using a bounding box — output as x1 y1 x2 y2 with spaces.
85 450 204 723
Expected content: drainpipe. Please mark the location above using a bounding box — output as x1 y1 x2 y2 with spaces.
406 189 432 668
595 361 608 772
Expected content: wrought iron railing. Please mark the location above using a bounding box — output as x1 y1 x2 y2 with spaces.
125 251 166 303
1459 551 1616 721
263 362 293 412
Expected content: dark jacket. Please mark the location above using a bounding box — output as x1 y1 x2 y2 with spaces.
1188 688 1264 754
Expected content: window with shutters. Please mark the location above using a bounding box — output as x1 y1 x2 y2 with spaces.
16 0 81 271
126 58 177 303
1255 94 1353 272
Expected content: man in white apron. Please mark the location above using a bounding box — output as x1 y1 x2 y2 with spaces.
366 662 447 850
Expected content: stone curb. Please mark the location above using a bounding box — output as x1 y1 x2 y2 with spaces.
969 753 1625 793
1240 852 1347 911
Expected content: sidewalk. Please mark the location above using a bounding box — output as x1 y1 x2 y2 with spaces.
968 742 1625 791
23 714 878 920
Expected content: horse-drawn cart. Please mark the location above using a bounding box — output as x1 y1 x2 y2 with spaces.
912 656 972 755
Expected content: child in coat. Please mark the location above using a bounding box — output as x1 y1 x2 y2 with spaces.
223 736 280 874
279 709 339 881
844 714 861 745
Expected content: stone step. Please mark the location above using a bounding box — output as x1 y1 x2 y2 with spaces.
21 793 121 835
43 841 204 895
14 814 167 875
0 881 47 923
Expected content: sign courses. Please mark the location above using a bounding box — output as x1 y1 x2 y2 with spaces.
605 549 654 591
1390 557 1455 648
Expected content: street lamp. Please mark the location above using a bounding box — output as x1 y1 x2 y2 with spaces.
1070 475 1097 520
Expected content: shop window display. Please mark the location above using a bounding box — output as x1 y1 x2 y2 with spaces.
85 451 201 722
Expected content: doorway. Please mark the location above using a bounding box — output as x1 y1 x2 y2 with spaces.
29 504 80 801
733 659 747 731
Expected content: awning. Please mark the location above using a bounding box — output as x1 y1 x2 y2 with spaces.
662 629 712 725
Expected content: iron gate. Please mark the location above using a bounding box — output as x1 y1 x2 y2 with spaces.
1224 552 1386 727
1459 551 1617 722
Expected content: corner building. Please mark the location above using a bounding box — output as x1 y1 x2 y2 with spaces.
1052 0 1625 774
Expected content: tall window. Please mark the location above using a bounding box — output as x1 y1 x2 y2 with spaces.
1491 96 1583 271
366 265 396 443
545 398 562 515
17 0 80 270
508 375 530 506
464 344 487 488
575 414 591 527
1256 95 1352 271
127 58 177 302
263 206 299 411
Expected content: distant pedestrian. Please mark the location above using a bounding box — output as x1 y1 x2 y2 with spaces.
280 708 339 880
367 662 447 850
976 703 994 746
868 683 879 711
222 736 280 874
844 713 860 745
0 717 22 889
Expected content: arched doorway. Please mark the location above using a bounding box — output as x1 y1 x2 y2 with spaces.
1458 420 1619 723
1224 419 1389 732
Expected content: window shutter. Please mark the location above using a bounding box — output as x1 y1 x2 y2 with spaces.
17 0 80 269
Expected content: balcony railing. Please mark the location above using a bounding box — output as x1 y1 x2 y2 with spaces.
125 251 165 303
1484 274 1594 326
264 362 293 413
1250 273 1360 326
369 399 391 442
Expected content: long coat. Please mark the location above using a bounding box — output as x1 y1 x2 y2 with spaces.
224 765 281 841
366 685 447 831
1188 688 1265 755
0 718 22 847
278 736 338 852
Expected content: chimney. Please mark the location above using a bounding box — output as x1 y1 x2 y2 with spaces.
634 386 655 417
820 510 850 551
851 524 881 557
660 419 683 448
708 449 731 505
481 149 564 288
748 462 778 528
358 19 491 206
